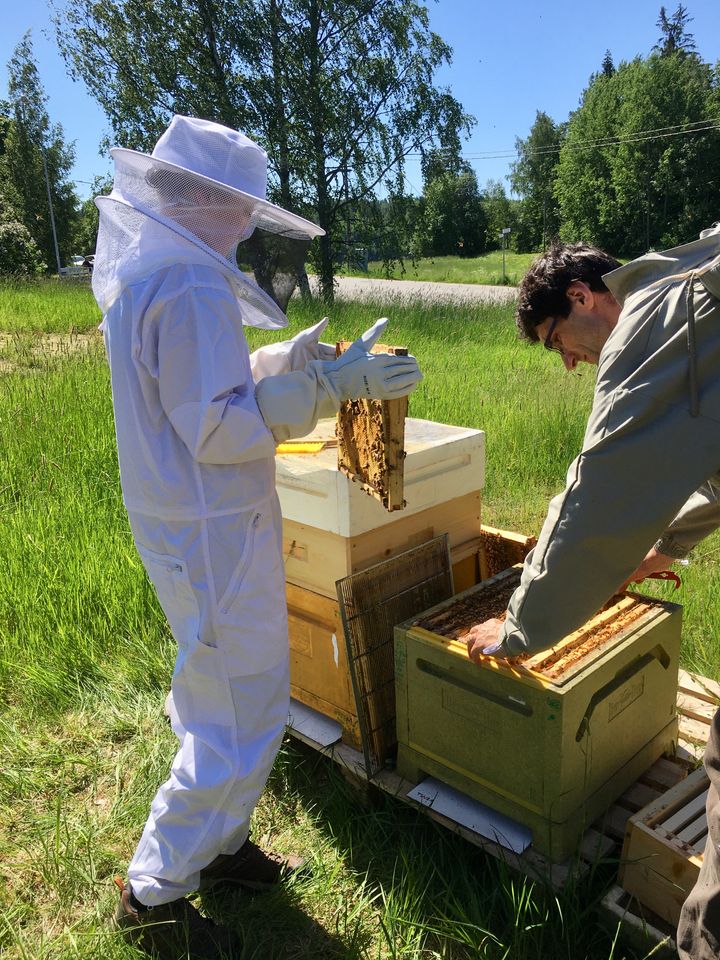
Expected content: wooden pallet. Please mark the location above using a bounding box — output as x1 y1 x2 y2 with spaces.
287 669 718 902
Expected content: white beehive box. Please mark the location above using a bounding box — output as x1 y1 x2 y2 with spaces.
276 417 485 537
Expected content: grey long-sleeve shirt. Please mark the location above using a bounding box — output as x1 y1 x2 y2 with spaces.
497 228 720 657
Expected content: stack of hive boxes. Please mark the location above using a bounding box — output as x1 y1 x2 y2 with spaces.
275 417 486 748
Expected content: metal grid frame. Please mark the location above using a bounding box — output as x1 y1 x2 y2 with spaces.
336 535 453 778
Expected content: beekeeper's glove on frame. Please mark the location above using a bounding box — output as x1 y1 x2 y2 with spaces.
319 318 421 401
255 317 422 443
250 316 335 380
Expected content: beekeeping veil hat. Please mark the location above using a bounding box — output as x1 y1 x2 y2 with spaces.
92 115 324 328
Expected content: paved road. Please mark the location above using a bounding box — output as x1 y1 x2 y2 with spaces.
307 274 518 305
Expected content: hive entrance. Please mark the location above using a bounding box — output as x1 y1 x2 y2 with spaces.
415 571 662 681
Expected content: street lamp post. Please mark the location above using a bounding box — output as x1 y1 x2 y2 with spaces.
500 227 511 284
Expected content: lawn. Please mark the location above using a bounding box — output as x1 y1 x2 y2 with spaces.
341 251 537 287
1 280 715 958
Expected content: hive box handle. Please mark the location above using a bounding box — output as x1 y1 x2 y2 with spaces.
575 645 670 742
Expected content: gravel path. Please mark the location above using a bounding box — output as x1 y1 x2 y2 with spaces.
307 274 518 306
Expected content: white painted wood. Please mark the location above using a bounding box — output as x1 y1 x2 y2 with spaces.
276 418 485 536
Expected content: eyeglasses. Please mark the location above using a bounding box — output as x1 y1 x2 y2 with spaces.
543 278 582 355
543 315 563 354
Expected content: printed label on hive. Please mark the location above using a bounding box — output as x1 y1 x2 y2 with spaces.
608 676 645 721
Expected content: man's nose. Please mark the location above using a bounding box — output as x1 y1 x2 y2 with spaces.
562 352 577 372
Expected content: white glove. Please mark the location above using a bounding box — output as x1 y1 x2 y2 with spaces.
321 318 422 401
250 317 336 380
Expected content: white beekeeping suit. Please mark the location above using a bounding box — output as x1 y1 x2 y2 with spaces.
94 115 422 932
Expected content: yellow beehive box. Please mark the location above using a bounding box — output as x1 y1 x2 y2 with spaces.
394 568 682 861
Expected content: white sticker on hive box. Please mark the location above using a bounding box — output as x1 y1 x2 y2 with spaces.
608 676 645 722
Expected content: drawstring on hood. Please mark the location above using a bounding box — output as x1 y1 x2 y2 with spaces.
686 271 699 417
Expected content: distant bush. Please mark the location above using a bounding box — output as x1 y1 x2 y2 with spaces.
0 221 47 278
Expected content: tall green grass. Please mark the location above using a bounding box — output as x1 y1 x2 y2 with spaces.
0 279 101 334
341 252 537 287
0 283 710 958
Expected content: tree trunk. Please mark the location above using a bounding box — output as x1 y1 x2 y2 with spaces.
307 0 334 304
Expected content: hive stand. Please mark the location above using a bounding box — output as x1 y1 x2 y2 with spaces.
287 668 719 935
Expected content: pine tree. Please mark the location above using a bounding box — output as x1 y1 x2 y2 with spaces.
0 32 78 271
654 4 696 57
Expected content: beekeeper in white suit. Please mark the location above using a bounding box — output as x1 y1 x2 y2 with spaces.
92 114 421 958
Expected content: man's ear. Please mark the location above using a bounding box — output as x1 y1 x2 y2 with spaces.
566 280 592 308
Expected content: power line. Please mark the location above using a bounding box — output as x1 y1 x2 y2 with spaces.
406 118 720 162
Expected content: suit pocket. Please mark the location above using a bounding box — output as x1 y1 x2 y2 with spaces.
217 510 264 615
137 545 201 648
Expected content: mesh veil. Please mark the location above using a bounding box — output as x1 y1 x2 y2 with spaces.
93 146 318 328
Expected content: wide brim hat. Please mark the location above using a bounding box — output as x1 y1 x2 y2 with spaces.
109 115 324 241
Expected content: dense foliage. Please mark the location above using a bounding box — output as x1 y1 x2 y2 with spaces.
555 51 720 256
53 0 472 301
0 220 46 277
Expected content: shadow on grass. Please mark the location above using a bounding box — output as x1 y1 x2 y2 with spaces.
203 881 363 960
260 738 651 960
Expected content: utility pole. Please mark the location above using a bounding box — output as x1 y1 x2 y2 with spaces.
42 150 63 276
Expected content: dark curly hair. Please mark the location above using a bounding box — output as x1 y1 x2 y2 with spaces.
516 243 621 342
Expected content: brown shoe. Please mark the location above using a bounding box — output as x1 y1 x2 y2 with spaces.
113 877 240 959
199 839 306 892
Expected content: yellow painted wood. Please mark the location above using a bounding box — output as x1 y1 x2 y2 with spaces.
283 491 482 598
286 582 362 749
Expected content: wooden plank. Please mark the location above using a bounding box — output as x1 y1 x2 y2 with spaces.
599 802 635 842
676 738 704 763
677 689 719 723
675 811 707 846
641 756 689 792
659 790 707 836
635 766 702 829
677 712 714 745
678 668 720 705
577 827 616 861
619 781 662 812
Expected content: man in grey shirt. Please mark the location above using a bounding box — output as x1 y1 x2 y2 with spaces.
467 227 720 960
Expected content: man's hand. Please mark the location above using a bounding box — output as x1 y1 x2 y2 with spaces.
618 547 677 592
466 618 506 663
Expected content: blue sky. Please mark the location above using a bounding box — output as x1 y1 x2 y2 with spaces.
2 0 720 200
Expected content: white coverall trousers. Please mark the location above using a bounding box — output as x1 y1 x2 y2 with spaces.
126 495 289 906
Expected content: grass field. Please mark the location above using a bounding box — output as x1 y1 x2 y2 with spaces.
1 280 717 959
341 252 537 287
